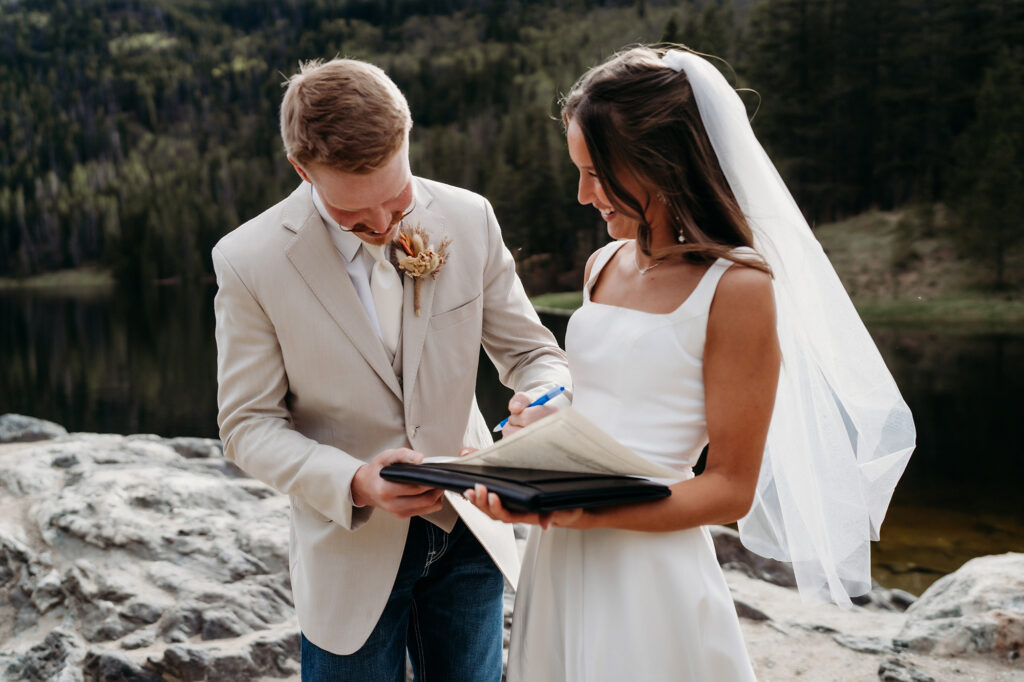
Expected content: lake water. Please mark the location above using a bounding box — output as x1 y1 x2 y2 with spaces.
1 284 1021 595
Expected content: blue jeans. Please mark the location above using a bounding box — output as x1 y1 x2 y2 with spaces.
300 517 504 682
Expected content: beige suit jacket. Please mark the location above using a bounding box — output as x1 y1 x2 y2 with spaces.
213 177 569 655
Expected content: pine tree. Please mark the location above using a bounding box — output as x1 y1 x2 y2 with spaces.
662 13 682 44
950 48 1024 290
743 0 834 221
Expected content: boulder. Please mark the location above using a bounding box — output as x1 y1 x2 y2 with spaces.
895 553 1024 659
0 434 297 679
3 629 85 681
0 414 67 443
709 525 797 588
165 436 223 460
854 583 918 613
877 656 936 682
3 428 1019 682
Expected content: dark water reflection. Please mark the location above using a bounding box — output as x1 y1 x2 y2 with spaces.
0 285 219 439
866 327 1024 594
1 286 1021 594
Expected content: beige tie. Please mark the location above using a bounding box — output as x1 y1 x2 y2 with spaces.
366 243 402 357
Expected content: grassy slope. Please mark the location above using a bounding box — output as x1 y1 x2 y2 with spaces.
816 207 1023 328
533 207 1024 329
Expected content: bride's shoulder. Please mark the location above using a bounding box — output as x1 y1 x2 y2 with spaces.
720 261 773 288
706 266 777 357
712 264 775 322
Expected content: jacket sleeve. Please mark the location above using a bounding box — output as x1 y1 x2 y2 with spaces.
212 244 372 530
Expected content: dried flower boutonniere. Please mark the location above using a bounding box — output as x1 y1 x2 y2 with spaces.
392 223 451 315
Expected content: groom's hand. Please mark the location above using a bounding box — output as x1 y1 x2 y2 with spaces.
351 449 444 518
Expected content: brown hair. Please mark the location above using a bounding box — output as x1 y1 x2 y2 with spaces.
280 58 412 173
561 45 769 273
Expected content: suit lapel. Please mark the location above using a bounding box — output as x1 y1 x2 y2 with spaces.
283 184 403 401
400 181 443 406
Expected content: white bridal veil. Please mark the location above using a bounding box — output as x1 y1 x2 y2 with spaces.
661 49 916 606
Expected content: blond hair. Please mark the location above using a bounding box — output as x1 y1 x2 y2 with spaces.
280 58 412 173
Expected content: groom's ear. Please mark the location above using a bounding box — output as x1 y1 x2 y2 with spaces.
289 157 313 184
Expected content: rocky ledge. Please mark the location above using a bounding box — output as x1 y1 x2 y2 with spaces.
0 414 1020 681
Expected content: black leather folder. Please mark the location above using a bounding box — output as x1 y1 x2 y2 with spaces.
379 462 671 513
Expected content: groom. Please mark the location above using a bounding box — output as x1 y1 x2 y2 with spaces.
212 58 569 681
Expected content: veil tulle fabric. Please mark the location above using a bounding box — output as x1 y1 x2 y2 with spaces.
661 49 916 607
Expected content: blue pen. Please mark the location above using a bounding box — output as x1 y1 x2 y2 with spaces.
492 386 566 432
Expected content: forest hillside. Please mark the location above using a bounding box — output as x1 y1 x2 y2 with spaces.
1 0 1021 291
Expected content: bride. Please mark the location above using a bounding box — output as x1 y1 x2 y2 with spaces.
467 45 915 681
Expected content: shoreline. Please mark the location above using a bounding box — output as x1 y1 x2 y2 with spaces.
0 267 115 291
5 273 1017 331
532 290 1024 329
0 268 216 292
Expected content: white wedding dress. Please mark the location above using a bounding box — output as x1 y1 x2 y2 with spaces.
507 240 757 682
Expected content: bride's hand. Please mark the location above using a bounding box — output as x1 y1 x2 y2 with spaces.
464 484 553 528
502 392 558 436
547 508 591 529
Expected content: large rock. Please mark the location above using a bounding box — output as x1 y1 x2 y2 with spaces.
3 429 1019 682
895 553 1024 658
0 414 68 443
877 656 936 682
710 526 915 614
709 525 797 588
0 434 298 680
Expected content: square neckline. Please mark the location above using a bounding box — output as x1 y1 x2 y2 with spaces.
583 240 730 318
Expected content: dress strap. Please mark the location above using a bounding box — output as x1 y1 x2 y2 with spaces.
583 241 629 302
678 258 731 316
678 247 756 316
